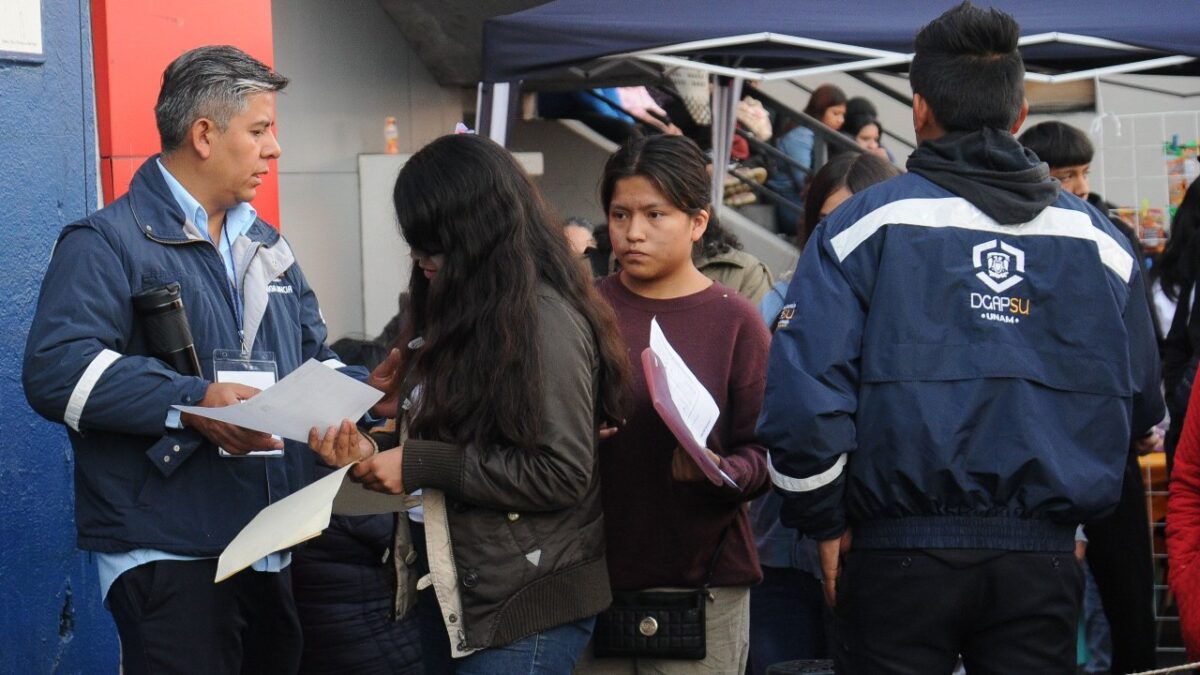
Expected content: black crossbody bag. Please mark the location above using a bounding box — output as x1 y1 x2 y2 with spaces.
592 522 733 660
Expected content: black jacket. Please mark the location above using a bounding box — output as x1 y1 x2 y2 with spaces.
380 287 610 651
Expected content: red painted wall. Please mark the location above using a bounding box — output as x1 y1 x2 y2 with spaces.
91 0 280 225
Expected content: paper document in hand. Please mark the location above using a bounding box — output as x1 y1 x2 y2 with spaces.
216 463 420 582
174 359 383 444
643 318 737 488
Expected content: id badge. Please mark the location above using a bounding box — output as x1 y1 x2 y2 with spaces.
213 349 283 457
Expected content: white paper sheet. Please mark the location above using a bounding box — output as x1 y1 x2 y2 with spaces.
175 359 383 444
647 319 738 488
216 464 351 582
216 463 420 582
649 318 720 448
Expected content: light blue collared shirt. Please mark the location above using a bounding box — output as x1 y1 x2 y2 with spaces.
156 157 258 286
96 160 287 603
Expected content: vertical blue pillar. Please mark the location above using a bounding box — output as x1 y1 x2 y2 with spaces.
0 0 119 670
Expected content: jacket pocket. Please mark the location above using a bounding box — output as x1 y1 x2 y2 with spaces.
136 271 179 294
504 511 539 554
448 508 533 608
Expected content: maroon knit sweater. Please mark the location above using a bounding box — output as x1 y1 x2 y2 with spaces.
597 275 771 590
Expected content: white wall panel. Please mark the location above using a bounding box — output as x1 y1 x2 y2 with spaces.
274 0 463 339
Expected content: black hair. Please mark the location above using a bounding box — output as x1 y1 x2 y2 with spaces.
1158 179 1200 301
845 97 879 119
844 112 883 139
909 2 1024 132
1017 121 1094 168
801 152 902 249
829 110 883 160
698 218 744 259
377 292 410 349
601 133 711 224
392 133 628 448
156 45 288 152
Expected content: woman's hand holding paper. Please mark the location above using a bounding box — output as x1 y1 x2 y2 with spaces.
308 418 376 467
351 447 406 494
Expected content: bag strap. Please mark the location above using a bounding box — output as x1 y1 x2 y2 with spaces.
701 518 737 590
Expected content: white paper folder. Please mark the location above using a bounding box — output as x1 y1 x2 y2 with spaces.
215 464 419 582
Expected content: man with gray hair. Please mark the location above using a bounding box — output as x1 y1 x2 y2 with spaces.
24 45 356 672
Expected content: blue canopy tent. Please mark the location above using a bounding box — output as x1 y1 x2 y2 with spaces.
482 0 1200 85
477 0 1200 212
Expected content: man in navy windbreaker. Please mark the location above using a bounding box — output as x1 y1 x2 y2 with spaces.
757 4 1164 673
22 46 359 672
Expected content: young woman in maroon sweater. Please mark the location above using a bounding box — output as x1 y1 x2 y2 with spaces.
576 134 771 673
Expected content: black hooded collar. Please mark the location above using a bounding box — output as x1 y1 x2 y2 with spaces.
906 127 1059 225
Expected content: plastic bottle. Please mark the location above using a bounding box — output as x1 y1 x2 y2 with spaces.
384 116 399 155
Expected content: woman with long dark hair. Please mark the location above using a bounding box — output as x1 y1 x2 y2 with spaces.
311 132 628 673
575 133 771 673
766 83 848 235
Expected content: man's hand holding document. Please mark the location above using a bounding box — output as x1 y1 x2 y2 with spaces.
642 318 738 488
173 359 383 443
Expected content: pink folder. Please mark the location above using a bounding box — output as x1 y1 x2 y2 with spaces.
641 348 737 488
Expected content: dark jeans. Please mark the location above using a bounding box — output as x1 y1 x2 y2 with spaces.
749 566 827 674
1084 453 1158 673
833 549 1082 675
456 616 595 674
108 559 302 675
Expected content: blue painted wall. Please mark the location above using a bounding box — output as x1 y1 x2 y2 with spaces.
0 2 119 671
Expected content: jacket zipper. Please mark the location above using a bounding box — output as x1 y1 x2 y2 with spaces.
233 240 267 354
142 230 260 353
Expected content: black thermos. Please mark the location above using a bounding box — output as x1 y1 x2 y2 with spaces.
132 283 202 376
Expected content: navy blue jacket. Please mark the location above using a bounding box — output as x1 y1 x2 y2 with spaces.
758 169 1164 551
23 157 355 555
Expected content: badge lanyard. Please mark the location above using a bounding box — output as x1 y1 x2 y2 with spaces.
223 225 247 353
216 225 282 457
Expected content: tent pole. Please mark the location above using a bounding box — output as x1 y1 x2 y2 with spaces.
476 82 513 146
709 75 744 222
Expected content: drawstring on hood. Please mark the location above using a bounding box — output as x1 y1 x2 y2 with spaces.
907 127 1059 225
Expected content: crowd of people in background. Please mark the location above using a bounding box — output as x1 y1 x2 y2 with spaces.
538 67 904 245
23 1 1200 674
